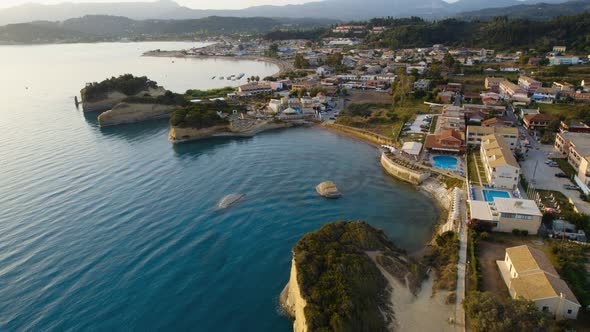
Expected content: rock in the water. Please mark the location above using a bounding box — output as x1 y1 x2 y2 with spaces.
217 194 245 209
316 181 341 199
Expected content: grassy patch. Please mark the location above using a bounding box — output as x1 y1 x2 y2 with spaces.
429 115 438 134
467 153 481 186
539 103 590 122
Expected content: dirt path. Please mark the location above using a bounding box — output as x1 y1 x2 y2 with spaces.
367 252 456 332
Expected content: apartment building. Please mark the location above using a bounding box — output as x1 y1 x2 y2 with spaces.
480 134 520 189
485 77 506 92
470 199 542 234
518 76 542 94
554 132 590 188
466 126 519 150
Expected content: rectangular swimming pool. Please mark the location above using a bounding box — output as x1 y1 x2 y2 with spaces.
482 189 511 202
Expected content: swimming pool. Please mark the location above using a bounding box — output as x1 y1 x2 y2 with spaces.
432 155 459 170
482 189 511 202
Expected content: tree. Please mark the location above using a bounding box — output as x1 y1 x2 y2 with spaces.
464 291 554 332
443 52 456 68
294 54 309 69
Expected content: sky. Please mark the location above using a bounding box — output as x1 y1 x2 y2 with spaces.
0 0 316 9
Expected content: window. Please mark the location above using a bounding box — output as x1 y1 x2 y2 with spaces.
542 306 549 312
567 309 573 314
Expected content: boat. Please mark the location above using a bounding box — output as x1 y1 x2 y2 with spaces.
236 73 245 79
219 76 224 80
211 76 216 79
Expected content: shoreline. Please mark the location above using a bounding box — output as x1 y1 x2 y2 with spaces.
318 122 453 245
142 51 293 77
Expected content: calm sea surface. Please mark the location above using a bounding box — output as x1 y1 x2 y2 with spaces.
0 42 438 331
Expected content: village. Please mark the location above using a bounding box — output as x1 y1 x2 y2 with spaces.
179 31 590 327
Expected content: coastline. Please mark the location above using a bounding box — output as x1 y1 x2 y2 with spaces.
319 122 453 242
142 51 293 77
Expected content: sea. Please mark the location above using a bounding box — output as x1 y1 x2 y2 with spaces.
0 41 438 331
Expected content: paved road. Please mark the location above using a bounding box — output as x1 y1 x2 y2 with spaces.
520 140 590 215
454 188 467 332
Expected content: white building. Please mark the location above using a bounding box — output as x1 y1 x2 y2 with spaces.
549 56 579 66
470 198 542 234
480 134 520 190
497 245 580 319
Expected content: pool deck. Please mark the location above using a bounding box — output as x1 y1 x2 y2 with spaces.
470 185 520 202
430 154 465 176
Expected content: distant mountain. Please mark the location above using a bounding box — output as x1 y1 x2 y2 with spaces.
0 15 335 44
0 0 574 24
456 0 590 20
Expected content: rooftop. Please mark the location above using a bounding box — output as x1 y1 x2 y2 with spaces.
481 134 519 168
494 198 542 216
559 132 590 158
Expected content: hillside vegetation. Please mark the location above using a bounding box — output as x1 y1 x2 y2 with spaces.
293 221 424 332
364 14 590 52
81 74 158 102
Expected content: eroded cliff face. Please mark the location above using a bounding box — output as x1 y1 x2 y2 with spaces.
169 120 296 143
97 102 179 127
169 125 231 142
81 87 166 113
280 258 308 332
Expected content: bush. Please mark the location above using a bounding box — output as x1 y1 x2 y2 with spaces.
463 291 554 332
82 74 157 101
512 229 521 236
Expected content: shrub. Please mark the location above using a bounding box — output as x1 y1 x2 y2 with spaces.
512 229 521 236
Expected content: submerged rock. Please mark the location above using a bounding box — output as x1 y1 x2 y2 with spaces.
216 194 245 209
316 181 341 199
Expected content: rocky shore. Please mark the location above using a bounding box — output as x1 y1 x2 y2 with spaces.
279 258 308 332
98 102 180 127
169 119 311 143
81 87 166 113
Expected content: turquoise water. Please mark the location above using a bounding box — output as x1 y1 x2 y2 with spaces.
0 42 438 331
432 155 459 170
482 189 512 202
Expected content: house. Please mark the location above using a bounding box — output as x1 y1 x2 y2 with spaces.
560 120 590 133
518 76 542 94
466 126 519 150
582 80 590 92
438 91 455 104
268 99 283 113
413 79 431 91
439 105 466 132
445 83 462 93
499 80 524 98
548 56 579 66
316 66 334 76
470 199 542 234
482 116 516 128
532 87 558 104
554 132 590 190
497 245 580 319
553 46 567 54
480 134 520 189
237 82 272 95
424 129 465 153
485 77 506 92
552 82 575 93
519 108 540 119
523 114 558 131
464 104 506 117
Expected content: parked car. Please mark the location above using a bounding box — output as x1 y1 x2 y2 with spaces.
549 163 560 167
580 193 588 200
555 173 568 178
563 184 579 190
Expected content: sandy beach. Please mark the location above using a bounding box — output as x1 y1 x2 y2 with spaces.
143 50 293 77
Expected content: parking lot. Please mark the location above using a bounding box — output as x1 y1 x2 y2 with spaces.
520 142 590 215
407 114 435 134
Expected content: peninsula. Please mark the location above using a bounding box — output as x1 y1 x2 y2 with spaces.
80 74 186 126
280 221 425 332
